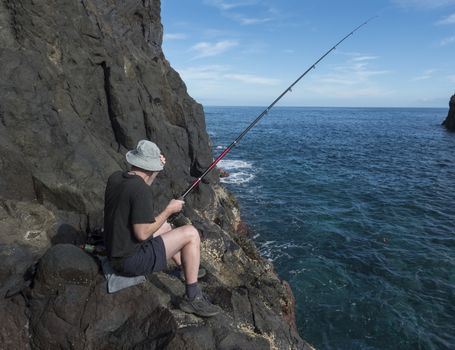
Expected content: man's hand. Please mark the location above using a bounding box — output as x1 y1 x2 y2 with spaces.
166 199 184 215
134 199 184 241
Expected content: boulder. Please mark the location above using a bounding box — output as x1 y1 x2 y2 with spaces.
29 244 177 349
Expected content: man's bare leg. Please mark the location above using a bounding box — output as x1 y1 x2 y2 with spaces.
159 224 200 284
160 225 219 317
153 222 182 265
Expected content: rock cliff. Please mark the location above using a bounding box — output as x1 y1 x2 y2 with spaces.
442 94 455 131
0 0 310 348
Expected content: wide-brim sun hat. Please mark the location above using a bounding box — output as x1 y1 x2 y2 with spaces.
126 140 164 171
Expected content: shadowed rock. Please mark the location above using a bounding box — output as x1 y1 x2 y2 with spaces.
29 244 177 349
442 94 455 131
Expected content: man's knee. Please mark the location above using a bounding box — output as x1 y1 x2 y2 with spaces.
183 225 200 242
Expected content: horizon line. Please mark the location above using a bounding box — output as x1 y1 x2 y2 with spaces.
202 104 448 109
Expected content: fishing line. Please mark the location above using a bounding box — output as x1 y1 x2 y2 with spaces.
179 16 377 199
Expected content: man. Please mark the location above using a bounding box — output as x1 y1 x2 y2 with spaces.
104 139 219 317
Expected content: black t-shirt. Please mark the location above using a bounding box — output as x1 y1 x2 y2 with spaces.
104 171 155 258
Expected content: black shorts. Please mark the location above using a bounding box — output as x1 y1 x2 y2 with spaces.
120 236 167 276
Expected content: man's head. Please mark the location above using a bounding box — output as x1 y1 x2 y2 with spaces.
126 140 164 172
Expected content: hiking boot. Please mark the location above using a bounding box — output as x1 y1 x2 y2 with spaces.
179 294 220 317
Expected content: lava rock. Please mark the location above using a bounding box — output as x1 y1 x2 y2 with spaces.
0 200 56 297
442 94 455 131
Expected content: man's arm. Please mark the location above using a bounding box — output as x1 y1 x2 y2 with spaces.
133 199 184 241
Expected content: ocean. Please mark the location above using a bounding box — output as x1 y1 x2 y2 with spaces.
204 106 455 350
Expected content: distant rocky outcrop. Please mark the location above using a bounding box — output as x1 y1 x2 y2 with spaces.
0 0 309 349
442 94 455 131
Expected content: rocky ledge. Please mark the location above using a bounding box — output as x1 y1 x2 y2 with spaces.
442 94 455 131
0 0 311 348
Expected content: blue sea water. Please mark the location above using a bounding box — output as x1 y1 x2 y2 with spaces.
204 106 455 350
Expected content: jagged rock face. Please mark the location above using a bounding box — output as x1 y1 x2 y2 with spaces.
0 0 217 230
442 94 455 131
0 0 307 349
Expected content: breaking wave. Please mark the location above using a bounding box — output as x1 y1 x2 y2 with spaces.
218 159 254 184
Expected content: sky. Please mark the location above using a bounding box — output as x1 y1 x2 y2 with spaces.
161 0 455 108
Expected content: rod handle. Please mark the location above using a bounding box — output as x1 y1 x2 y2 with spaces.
167 196 185 224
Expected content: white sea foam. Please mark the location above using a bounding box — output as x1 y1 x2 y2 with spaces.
218 159 253 170
220 172 255 184
257 240 276 260
218 159 254 184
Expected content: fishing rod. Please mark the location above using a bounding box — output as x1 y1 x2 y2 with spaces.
179 16 376 199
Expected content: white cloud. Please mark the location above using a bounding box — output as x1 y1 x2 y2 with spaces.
305 83 392 99
302 54 391 98
319 68 389 85
223 11 274 25
412 69 437 81
329 56 389 80
177 65 279 87
237 16 272 25
436 13 455 24
448 75 455 82
204 0 258 11
178 65 229 81
190 40 239 58
204 0 278 25
352 56 379 62
440 35 455 46
224 73 279 85
164 33 188 40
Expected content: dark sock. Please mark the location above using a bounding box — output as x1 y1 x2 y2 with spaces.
186 282 201 300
